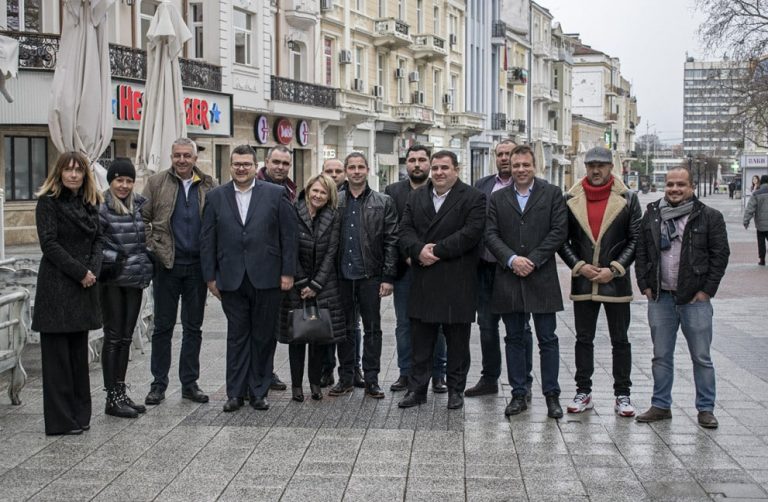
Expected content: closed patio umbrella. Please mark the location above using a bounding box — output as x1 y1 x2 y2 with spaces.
48 0 115 189
135 0 192 175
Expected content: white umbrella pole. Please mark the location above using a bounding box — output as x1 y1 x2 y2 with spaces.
0 188 5 260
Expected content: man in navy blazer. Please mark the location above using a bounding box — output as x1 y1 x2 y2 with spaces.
200 145 298 412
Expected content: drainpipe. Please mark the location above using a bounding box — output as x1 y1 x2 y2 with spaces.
527 1 532 144
275 0 281 76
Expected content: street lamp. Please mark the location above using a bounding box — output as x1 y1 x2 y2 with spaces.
695 159 702 198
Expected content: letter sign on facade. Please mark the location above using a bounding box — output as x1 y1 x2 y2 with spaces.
275 118 294 145
254 115 269 144
296 120 310 146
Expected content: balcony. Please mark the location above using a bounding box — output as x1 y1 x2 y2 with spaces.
532 40 552 59
491 20 506 45
393 103 434 132
491 112 508 131
532 83 553 101
605 83 621 96
506 67 528 86
1 30 222 92
284 0 320 29
549 89 560 103
412 34 447 61
337 88 376 118
447 112 485 135
271 76 338 109
557 48 573 64
373 18 412 49
509 119 526 134
606 112 619 123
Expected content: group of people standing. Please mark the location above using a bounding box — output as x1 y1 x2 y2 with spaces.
32 135 730 436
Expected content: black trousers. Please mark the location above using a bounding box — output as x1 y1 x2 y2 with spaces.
573 300 632 396
289 343 323 387
220 277 280 400
100 284 143 390
338 278 382 385
408 319 471 396
757 230 768 261
41 331 91 435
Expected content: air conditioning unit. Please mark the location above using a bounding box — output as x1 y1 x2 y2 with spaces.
408 71 420 83
352 78 365 92
374 99 384 112
394 68 405 79
372 85 383 97
320 0 333 11
339 49 352 64
449 33 457 45
412 91 425 104
442 93 452 105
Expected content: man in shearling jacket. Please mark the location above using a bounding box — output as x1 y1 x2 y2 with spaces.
558 147 642 418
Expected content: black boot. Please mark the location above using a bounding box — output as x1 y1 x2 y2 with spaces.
105 388 139 418
117 382 146 414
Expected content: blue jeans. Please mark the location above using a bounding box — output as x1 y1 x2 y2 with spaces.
339 277 383 384
477 262 532 386
502 312 560 397
393 268 447 379
648 291 716 412
150 263 208 391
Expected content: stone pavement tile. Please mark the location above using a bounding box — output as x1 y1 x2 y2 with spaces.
0 466 66 494
701 482 768 498
561 431 614 444
465 450 520 467
677 453 743 470
641 480 710 500
464 440 515 455
633 467 697 483
342 475 406 501
521 464 579 481
0 432 59 468
748 470 768 483
610 432 667 446
514 440 568 454
465 463 522 479
574 466 639 483
516 452 573 468
153 482 224 502
29 481 107 501
356 448 411 464
360 437 412 452
217 485 283 502
466 477 526 501
666 442 725 456
206 425 269 448
303 447 358 464
359 428 411 441
406 476 464 495
410 449 462 465
582 480 650 502
408 461 464 478
623 450 684 468
412 430 463 451
571 454 630 468
735 456 768 470
296 460 354 476
352 460 409 477
567 442 623 456
524 478 587 499
405 491 465 502
228 473 291 489
281 474 347 502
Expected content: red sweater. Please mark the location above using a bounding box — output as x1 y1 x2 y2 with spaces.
582 176 613 240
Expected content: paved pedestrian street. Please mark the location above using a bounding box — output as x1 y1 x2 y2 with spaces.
1 193 767 501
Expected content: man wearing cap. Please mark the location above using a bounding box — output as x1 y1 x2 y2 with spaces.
558 146 642 417
141 137 217 406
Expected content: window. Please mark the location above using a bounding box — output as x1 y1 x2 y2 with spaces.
139 1 159 50
417 0 423 32
450 73 458 110
290 42 305 81
234 9 253 65
354 46 364 80
377 53 385 86
449 14 458 42
355 0 364 13
6 0 42 32
433 7 439 34
4 136 47 201
433 69 441 108
187 1 204 58
397 0 405 20
398 59 407 103
378 0 385 17
324 38 334 86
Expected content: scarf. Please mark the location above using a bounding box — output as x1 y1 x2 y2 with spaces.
659 198 694 250
582 176 613 240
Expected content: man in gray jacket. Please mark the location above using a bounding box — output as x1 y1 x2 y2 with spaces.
141 138 217 406
744 174 768 266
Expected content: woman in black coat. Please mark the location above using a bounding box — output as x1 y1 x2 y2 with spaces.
32 152 103 436
98 158 154 419
279 174 345 402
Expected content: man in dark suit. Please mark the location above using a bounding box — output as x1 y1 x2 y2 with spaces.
385 144 447 394
200 145 298 412
486 144 568 419
466 139 533 400
397 150 486 410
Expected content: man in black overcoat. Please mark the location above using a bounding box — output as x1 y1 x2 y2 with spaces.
485 144 568 419
397 150 486 410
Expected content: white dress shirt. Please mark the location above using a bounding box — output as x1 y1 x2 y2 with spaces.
432 188 451 212
234 180 256 224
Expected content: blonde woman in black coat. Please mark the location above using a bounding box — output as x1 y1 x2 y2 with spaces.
98 158 154 419
32 152 103 436
279 174 345 402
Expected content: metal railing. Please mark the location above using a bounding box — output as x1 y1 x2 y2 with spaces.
271 76 338 109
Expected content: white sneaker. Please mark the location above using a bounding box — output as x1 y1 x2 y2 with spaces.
615 395 636 417
566 393 593 413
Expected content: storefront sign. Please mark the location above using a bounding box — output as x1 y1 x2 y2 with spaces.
112 81 232 137
254 115 269 144
742 154 768 168
274 118 294 145
296 120 310 146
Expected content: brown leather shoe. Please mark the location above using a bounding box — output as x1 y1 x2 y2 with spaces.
698 411 719 429
635 406 672 423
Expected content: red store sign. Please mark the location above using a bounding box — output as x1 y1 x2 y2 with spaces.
274 118 294 145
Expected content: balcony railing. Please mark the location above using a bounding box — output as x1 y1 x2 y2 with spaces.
412 34 447 60
506 67 528 85
491 112 507 130
509 119 526 133
492 21 506 38
1 30 222 92
373 18 412 48
271 75 338 109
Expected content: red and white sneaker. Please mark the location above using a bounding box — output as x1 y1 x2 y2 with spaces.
614 395 636 417
566 393 593 413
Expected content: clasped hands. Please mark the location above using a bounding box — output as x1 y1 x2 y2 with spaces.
418 243 440 267
80 270 97 288
579 264 614 284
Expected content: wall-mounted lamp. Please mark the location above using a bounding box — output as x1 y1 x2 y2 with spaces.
287 40 297 51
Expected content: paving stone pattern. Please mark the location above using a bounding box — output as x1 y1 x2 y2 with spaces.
1 194 768 500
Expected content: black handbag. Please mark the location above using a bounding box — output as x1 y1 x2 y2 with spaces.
286 300 334 344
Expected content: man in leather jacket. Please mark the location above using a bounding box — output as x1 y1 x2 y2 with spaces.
558 147 641 418
328 152 398 399
635 167 729 429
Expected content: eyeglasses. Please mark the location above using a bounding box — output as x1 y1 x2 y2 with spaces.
232 162 254 169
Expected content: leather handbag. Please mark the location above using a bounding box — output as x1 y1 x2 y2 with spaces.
286 301 334 344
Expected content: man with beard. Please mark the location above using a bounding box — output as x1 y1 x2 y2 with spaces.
385 145 448 393
466 139 534 400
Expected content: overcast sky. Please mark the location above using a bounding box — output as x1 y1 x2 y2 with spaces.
543 0 705 146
